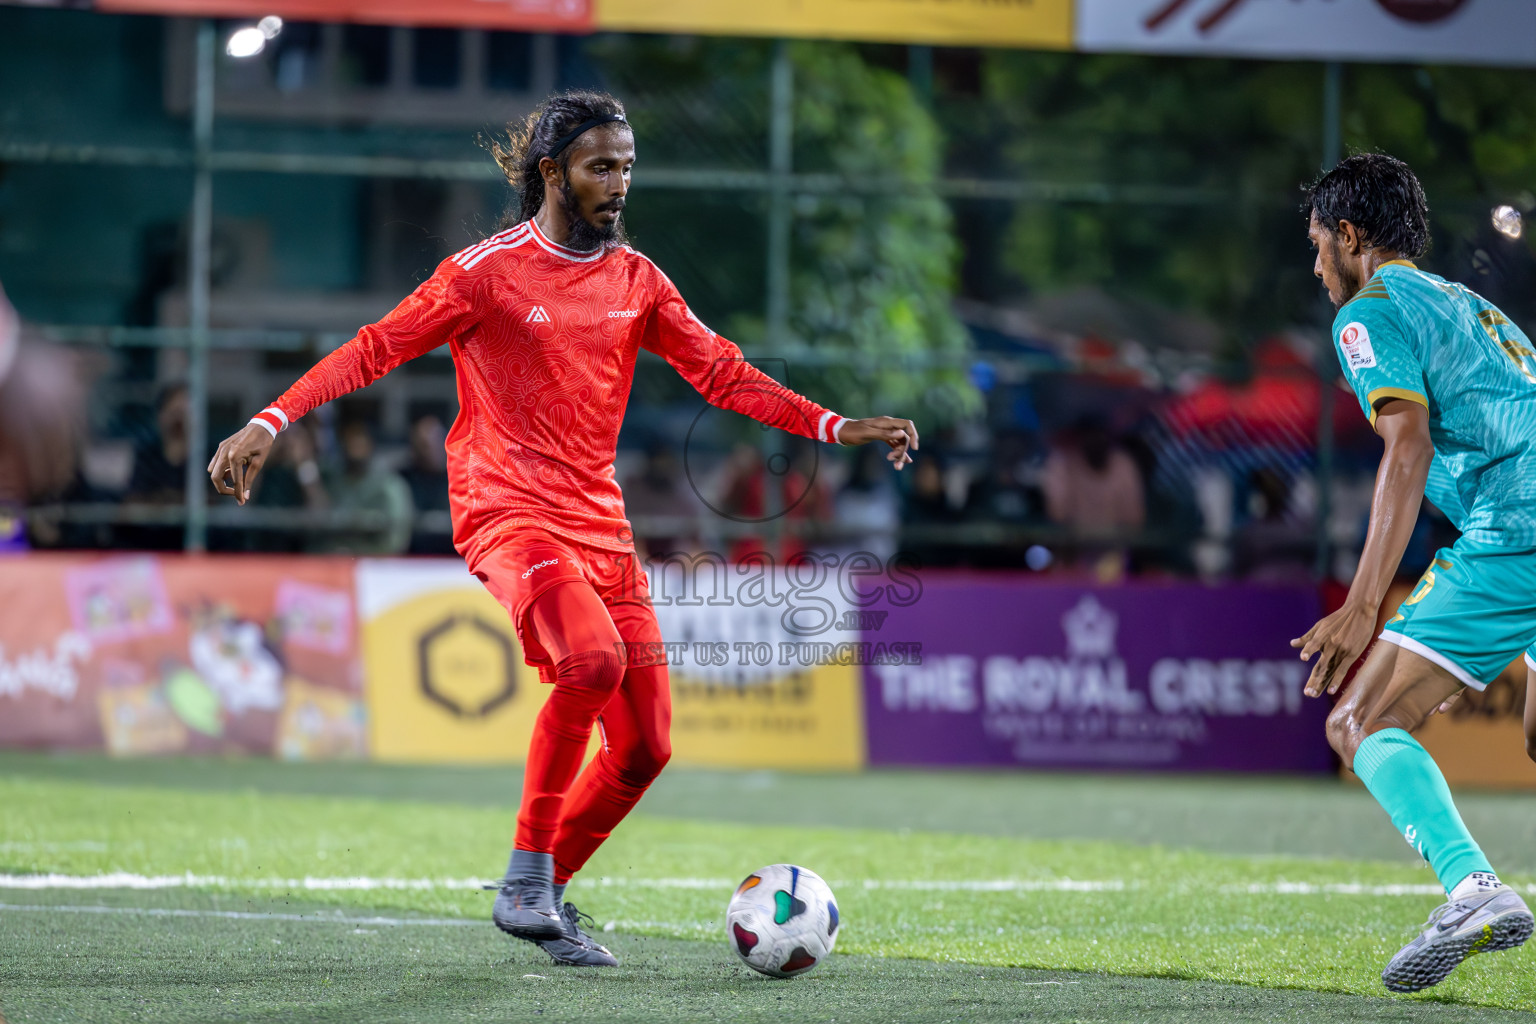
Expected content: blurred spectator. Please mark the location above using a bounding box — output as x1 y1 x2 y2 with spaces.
963 433 1040 568
1042 416 1144 578
1042 416 1144 537
303 419 414 555
1121 427 1202 578
622 442 697 562
400 414 455 555
239 421 317 553
119 382 191 551
1231 467 1313 583
0 284 85 550
717 439 832 563
835 445 900 562
127 383 190 503
899 453 965 568
785 441 835 560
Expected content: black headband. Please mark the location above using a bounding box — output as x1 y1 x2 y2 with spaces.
545 114 629 160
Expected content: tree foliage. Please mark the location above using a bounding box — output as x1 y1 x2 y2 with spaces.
963 53 1536 354
588 35 978 426
773 42 979 423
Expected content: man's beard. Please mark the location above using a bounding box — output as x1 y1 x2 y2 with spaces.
557 181 627 253
1329 245 1361 309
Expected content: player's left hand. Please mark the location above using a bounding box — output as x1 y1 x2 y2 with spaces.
207 422 275 506
1291 601 1377 698
837 416 918 470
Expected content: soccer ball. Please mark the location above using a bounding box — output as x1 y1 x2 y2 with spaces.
725 863 839 978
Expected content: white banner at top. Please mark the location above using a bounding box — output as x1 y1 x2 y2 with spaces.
1076 0 1536 66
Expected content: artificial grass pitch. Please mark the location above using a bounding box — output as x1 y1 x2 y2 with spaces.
3 891 1533 1024
3 773 1536 1019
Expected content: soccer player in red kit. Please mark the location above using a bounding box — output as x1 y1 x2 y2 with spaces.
207 91 918 966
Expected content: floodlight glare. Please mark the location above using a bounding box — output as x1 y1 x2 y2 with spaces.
1492 204 1523 240
226 26 267 58
257 16 283 39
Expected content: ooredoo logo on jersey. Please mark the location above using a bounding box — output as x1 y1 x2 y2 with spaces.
521 558 559 579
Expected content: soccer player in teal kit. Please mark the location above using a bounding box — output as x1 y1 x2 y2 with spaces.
1292 153 1534 992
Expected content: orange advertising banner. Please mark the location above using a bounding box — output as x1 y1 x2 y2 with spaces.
95 0 591 31
1415 663 1536 790
0 553 365 759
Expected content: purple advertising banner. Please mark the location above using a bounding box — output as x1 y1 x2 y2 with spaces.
862 578 1332 773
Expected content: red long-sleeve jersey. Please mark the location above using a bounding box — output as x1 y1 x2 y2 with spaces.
249 218 848 571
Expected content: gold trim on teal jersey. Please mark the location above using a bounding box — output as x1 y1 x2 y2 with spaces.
1344 284 1391 310
1366 387 1429 426
1343 260 1416 310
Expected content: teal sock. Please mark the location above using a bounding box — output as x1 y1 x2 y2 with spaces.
1353 728 1494 894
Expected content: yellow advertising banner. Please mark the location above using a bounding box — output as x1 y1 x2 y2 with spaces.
359 560 549 764
668 662 865 770
648 561 868 770
360 557 868 769
596 0 1072 49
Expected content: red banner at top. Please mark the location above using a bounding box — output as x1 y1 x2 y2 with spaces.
95 0 591 31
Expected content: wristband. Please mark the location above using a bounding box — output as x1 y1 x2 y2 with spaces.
249 406 289 438
818 412 849 446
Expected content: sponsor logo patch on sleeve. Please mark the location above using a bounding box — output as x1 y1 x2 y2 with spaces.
1340 322 1377 372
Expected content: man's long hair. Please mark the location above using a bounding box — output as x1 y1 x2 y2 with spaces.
1304 153 1430 258
490 91 629 228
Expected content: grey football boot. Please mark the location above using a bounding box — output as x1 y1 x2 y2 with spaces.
534 902 619 967
1382 887 1534 992
489 851 564 941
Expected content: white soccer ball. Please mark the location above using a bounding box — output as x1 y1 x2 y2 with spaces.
725 863 840 978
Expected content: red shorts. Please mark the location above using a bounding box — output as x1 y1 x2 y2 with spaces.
475 529 665 683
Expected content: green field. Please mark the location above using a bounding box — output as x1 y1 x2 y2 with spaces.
2 754 1535 1022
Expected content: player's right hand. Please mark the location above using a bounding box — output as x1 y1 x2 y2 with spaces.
207 423 275 505
1291 599 1377 698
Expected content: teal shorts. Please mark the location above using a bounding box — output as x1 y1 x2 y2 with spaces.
1380 538 1536 690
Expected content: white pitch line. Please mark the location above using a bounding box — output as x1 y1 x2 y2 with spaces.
1223 881 1449 897
0 903 481 926
0 873 1515 898
0 874 1124 893
863 880 1125 892
0 873 488 891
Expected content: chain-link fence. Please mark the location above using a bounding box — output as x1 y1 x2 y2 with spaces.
5 11 1525 582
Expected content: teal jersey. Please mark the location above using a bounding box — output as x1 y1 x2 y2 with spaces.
1332 261 1536 548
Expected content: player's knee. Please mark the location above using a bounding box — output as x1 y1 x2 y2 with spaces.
611 729 670 786
1325 704 1365 766
637 731 672 780
552 649 626 698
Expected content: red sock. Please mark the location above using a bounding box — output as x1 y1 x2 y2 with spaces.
515 649 625 852
552 662 672 882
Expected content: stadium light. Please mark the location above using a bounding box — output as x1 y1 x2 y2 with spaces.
225 26 267 58
1492 204 1523 240
257 15 284 39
